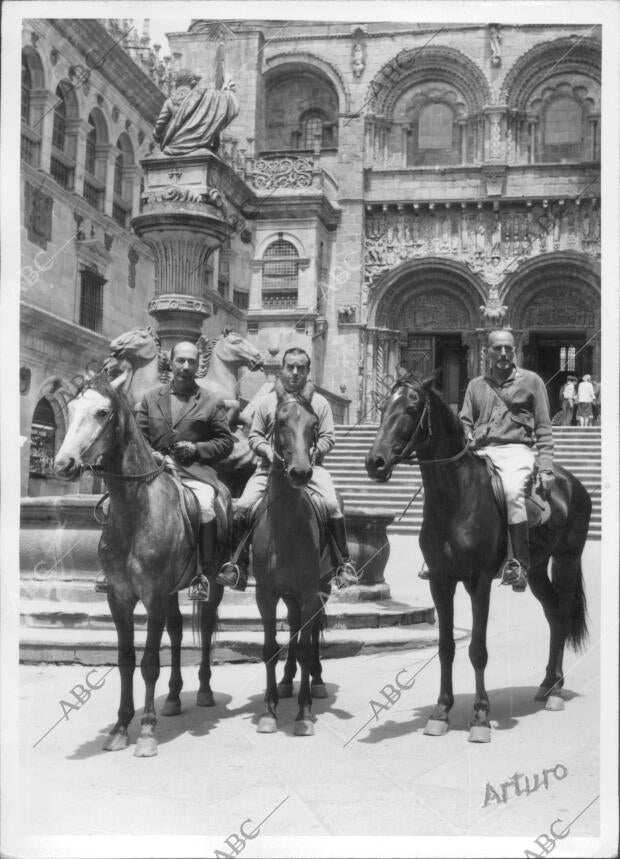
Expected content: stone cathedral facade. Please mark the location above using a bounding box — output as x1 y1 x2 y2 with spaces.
170 20 601 420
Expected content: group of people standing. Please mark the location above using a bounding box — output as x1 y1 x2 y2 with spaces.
560 374 600 426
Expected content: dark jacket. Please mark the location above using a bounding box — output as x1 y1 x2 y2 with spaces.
136 383 234 490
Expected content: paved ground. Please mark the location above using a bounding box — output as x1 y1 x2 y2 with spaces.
5 539 613 858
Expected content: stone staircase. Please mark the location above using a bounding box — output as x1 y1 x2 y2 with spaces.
326 426 601 540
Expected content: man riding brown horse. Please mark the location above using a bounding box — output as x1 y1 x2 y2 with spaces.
459 329 555 592
217 347 359 591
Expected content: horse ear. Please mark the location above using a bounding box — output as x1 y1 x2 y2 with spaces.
422 368 441 391
274 376 286 400
301 381 314 402
110 368 131 393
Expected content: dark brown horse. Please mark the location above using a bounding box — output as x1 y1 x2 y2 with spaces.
251 379 331 736
366 377 591 743
54 371 226 756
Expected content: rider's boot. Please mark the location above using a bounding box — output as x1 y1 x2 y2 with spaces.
500 521 530 592
216 513 249 590
328 516 359 587
188 519 218 601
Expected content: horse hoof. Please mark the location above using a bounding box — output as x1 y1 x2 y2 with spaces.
277 682 294 698
161 698 181 717
196 690 215 707
311 683 328 699
102 732 129 752
468 725 492 743
257 715 277 733
423 719 449 736
133 736 158 757
545 695 565 712
294 719 315 736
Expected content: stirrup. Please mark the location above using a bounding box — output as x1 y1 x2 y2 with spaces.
499 559 527 592
94 571 108 593
418 562 431 580
216 562 245 590
333 561 360 589
188 574 211 602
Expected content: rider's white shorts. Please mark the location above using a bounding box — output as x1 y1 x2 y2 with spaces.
182 479 216 523
236 465 341 518
474 444 537 525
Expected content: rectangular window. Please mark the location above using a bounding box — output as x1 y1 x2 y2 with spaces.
79 268 105 333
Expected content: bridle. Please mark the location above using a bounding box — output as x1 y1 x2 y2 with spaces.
73 387 165 484
390 382 471 467
271 394 319 469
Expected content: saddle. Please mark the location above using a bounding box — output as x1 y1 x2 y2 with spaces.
168 476 232 594
479 455 552 529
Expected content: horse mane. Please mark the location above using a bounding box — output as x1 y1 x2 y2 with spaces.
426 383 467 446
196 335 217 378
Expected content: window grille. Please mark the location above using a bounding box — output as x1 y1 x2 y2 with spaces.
262 239 299 308
303 115 323 148
79 268 105 332
29 398 56 477
52 87 66 151
560 346 576 372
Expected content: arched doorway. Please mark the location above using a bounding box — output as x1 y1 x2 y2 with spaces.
506 254 600 415
366 259 485 416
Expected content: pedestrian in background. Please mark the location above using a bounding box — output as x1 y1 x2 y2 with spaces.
560 375 577 426
576 374 595 427
591 377 601 425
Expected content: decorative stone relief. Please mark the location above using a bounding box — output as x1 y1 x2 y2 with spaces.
480 285 507 321
364 200 600 291
397 292 469 330
128 247 139 289
338 305 358 324
351 27 366 79
24 182 53 250
522 287 597 328
489 25 502 67
251 156 313 190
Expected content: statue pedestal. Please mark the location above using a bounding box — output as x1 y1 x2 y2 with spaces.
132 150 253 349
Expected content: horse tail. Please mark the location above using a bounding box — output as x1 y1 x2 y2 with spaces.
551 554 589 652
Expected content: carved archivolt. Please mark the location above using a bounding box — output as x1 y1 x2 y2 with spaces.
501 36 601 110
520 285 597 329
367 46 491 118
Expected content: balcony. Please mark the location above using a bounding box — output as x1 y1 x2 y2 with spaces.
21 126 40 167
261 290 298 310
112 198 131 229
83 176 104 211
50 151 75 191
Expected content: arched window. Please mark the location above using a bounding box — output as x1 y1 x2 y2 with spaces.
112 135 134 228
542 96 583 162
29 397 57 478
406 100 460 167
114 148 124 196
52 86 67 151
262 238 299 309
303 113 323 148
21 57 31 125
82 114 105 210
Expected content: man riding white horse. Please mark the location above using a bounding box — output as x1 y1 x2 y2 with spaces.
217 347 359 591
128 341 235 600
459 329 555 592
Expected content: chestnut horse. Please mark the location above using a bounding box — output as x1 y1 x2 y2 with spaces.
54 371 227 756
251 379 332 736
366 377 590 743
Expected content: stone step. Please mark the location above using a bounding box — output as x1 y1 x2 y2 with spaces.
21 595 435 633
19 622 467 666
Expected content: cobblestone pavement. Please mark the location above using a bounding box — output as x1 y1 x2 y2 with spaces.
5 541 614 858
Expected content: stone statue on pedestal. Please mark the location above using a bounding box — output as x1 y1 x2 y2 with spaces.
154 68 239 156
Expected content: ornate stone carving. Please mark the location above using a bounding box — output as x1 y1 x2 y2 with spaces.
148 296 212 315
351 27 366 79
489 25 502 67
50 47 58 65
24 182 53 250
480 285 507 322
338 305 358 324
112 106 120 122
364 201 600 290
522 287 596 328
104 233 113 251
251 156 313 190
398 292 469 330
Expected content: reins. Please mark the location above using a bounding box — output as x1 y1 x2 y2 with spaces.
392 383 471 467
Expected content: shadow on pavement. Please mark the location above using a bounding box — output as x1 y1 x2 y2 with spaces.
349 685 580 745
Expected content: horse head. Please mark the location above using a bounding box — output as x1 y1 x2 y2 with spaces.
109 327 160 366
365 376 435 482
273 377 318 488
210 330 264 373
54 371 131 480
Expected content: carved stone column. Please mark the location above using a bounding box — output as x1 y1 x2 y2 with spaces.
132 151 253 350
